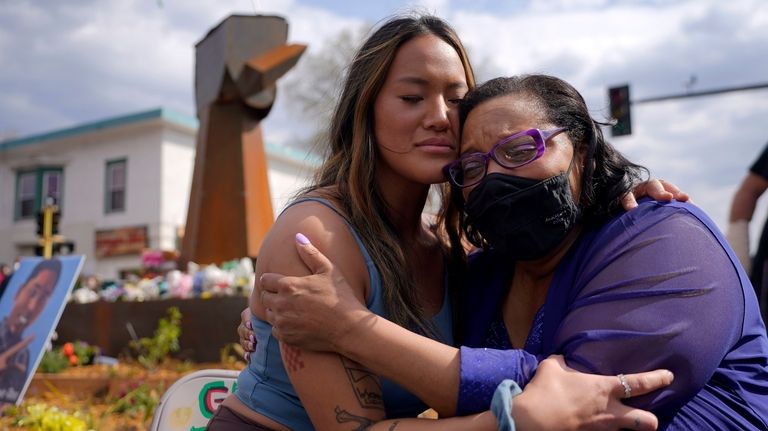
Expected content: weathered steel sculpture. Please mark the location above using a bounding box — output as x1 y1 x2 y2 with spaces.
181 15 305 265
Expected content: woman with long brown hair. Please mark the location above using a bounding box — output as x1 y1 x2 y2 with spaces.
215 14 678 431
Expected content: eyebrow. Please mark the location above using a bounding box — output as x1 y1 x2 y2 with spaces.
395 76 468 90
461 130 522 155
459 144 483 155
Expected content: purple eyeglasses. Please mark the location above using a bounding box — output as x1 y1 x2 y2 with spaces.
442 127 567 188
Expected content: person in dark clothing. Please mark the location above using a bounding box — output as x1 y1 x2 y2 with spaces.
0 263 12 300
727 143 768 322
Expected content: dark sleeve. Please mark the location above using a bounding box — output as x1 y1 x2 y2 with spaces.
749 143 768 179
553 203 744 418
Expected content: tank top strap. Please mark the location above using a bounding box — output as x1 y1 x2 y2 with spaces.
284 197 382 309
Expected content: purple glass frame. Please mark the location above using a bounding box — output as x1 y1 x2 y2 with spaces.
443 127 567 188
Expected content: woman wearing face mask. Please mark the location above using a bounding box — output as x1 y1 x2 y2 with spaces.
257 75 768 430
209 15 678 431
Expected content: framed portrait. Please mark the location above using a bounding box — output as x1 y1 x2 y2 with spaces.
0 255 85 406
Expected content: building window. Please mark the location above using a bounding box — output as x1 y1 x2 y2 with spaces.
106 159 126 213
15 168 63 220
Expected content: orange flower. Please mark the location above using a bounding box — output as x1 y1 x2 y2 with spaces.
62 342 75 357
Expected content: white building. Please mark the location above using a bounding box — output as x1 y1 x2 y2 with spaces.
0 108 319 278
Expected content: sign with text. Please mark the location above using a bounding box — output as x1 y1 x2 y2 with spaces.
95 226 148 257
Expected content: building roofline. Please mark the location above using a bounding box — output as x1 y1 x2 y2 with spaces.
0 107 321 166
0 107 197 151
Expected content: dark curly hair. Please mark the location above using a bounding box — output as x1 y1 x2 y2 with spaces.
452 74 648 249
16 258 61 299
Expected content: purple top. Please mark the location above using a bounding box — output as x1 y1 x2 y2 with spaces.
457 199 768 430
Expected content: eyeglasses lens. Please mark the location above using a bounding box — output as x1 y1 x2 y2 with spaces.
458 156 486 186
494 135 538 168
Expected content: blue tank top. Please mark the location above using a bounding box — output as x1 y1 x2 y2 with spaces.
235 198 453 430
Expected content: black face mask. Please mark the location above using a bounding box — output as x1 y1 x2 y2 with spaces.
464 172 581 260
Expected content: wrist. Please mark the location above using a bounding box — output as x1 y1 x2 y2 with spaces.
333 307 375 355
491 379 522 431
509 390 531 431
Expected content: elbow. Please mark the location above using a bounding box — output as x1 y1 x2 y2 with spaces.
432 402 457 418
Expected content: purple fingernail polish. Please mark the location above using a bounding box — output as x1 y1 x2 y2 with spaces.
296 233 310 245
244 352 250 361
249 334 255 343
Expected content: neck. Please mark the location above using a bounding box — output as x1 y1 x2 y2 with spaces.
375 170 432 240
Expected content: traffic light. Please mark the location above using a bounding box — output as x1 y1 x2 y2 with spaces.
51 211 60 235
36 212 46 236
35 203 61 258
609 84 632 136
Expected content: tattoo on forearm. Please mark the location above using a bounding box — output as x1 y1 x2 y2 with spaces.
340 357 384 410
388 420 400 430
335 406 374 431
283 345 305 372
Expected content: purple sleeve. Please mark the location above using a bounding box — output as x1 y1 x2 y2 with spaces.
553 203 744 416
457 346 538 416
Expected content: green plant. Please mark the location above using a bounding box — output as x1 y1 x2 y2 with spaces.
220 342 246 369
38 349 70 374
12 403 92 431
130 306 182 369
107 383 160 421
63 340 99 366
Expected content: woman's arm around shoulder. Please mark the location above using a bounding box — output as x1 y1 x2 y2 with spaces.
253 200 385 430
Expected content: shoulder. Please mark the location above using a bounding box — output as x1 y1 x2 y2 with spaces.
596 199 717 240
573 199 738 280
257 196 370 297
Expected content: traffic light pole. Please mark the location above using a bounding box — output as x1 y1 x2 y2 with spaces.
633 82 768 104
37 201 65 259
609 81 768 136
39 204 56 259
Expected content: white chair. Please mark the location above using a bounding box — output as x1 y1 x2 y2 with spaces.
149 369 239 431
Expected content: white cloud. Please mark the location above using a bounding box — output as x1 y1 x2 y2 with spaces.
444 0 768 235
2 0 768 238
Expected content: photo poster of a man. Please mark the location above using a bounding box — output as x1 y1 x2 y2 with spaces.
0 255 85 407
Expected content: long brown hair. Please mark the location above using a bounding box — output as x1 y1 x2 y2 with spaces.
301 14 475 334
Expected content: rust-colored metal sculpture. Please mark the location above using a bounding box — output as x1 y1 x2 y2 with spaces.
181 15 305 265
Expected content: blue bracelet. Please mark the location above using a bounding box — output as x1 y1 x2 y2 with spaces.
490 379 522 431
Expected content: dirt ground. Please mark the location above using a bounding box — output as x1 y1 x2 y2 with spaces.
0 360 244 430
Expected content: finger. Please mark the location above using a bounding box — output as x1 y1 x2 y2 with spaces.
264 303 277 325
663 181 690 202
244 351 251 362
261 289 279 312
616 408 659 431
621 192 639 210
617 369 674 397
260 272 296 294
646 179 674 201
241 307 251 327
237 323 248 343
295 232 335 275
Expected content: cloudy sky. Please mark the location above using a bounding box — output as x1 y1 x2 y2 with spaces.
2 0 768 243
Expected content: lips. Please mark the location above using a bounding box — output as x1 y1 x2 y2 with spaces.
416 137 455 149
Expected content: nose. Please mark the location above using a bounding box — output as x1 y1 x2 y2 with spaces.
424 97 450 131
28 295 39 312
485 158 507 176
